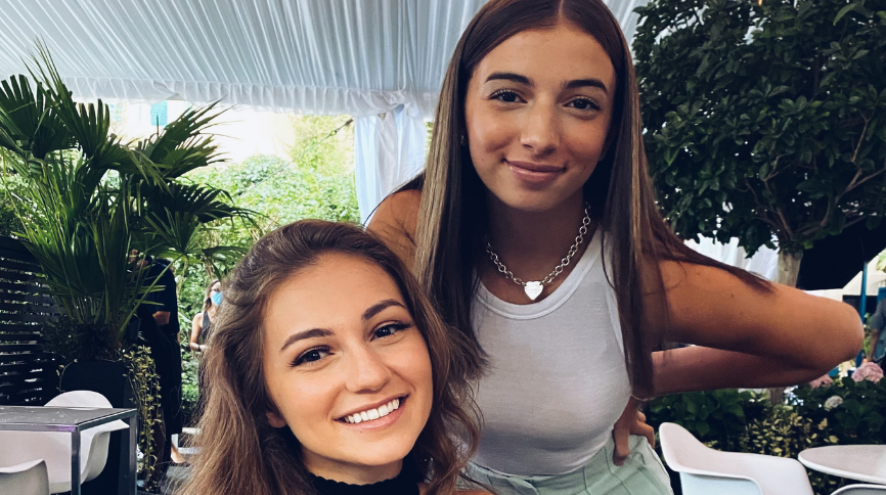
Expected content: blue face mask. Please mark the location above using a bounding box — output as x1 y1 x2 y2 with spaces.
210 292 223 306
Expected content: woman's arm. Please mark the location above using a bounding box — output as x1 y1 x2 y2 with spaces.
189 313 204 352
652 346 841 395
652 260 863 395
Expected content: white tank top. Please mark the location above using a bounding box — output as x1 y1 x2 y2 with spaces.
470 229 632 475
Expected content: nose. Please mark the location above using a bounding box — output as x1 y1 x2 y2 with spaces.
345 346 393 394
520 99 559 157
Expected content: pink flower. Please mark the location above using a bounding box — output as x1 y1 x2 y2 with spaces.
809 374 833 388
852 362 884 384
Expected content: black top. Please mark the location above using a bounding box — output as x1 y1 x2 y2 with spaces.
309 461 421 495
145 258 180 337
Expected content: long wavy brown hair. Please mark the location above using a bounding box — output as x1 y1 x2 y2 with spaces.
177 220 480 495
401 0 768 396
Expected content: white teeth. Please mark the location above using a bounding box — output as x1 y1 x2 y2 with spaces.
343 399 402 424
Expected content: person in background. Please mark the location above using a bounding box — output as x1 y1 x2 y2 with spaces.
190 279 221 415
144 257 184 466
190 279 221 353
866 297 886 365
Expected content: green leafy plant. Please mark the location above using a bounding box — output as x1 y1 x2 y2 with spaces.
792 376 886 444
119 346 163 492
0 43 253 350
0 43 256 483
646 388 769 451
634 0 886 286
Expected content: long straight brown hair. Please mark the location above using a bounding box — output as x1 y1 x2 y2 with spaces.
177 220 480 495
401 0 768 396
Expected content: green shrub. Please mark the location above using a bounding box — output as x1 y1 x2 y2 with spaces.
646 389 769 451
791 377 886 445
180 348 201 426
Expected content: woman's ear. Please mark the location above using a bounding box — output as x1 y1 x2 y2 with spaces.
266 406 287 428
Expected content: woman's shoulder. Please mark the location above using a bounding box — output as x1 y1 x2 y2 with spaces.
367 189 422 266
371 189 421 229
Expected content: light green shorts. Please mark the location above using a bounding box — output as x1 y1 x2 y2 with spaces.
462 435 674 495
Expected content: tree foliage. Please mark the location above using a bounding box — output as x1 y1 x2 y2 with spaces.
635 0 886 257
175 115 358 330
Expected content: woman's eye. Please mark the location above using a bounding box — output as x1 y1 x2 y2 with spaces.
293 348 330 367
373 322 411 340
491 90 521 103
568 98 599 111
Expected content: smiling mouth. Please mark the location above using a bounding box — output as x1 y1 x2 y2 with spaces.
506 160 564 174
338 396 406 424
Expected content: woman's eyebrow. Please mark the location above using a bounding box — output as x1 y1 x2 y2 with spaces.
486 72 532 86
280 328 333 352
564 78 608 92
362 299 406 321
485 72 608 93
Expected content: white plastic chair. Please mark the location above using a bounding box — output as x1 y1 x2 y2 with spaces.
0 459 50 495
0 390 129 494
659 422 815 495
831 485 886 495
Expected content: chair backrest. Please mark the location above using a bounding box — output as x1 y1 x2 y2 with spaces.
44 390 128 483
45 390 112 408
0 459 50 495
659 422 814 495
831 485 886 495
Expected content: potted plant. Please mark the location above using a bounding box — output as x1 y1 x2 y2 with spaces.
0 43 253 491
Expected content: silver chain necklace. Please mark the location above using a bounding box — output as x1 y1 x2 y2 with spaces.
485 204 592 301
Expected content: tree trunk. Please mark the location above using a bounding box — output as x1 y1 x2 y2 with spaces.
776 250 803 288
768 249 804 405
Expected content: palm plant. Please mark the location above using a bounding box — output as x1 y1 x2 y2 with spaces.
0 43 253 354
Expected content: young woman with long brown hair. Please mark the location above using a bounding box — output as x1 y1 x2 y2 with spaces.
178 220 488 495
368 0 863 492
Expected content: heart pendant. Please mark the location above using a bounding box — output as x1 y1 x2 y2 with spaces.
524 281 544 301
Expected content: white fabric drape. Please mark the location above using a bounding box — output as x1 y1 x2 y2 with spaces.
0 0 651 216
686 237 779 281
354 106 427 222
0 0 486 116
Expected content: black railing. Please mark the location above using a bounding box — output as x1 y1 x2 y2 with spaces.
0 236 60 405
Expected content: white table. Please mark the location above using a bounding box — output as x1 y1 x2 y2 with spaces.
799 445 886 485
0 405 137 495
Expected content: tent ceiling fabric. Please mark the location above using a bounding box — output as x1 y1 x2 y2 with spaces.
0 0 649 117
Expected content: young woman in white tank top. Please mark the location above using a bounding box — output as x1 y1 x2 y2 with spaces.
370 0 863 492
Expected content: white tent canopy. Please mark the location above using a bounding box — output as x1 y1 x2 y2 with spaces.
0 0 650 219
